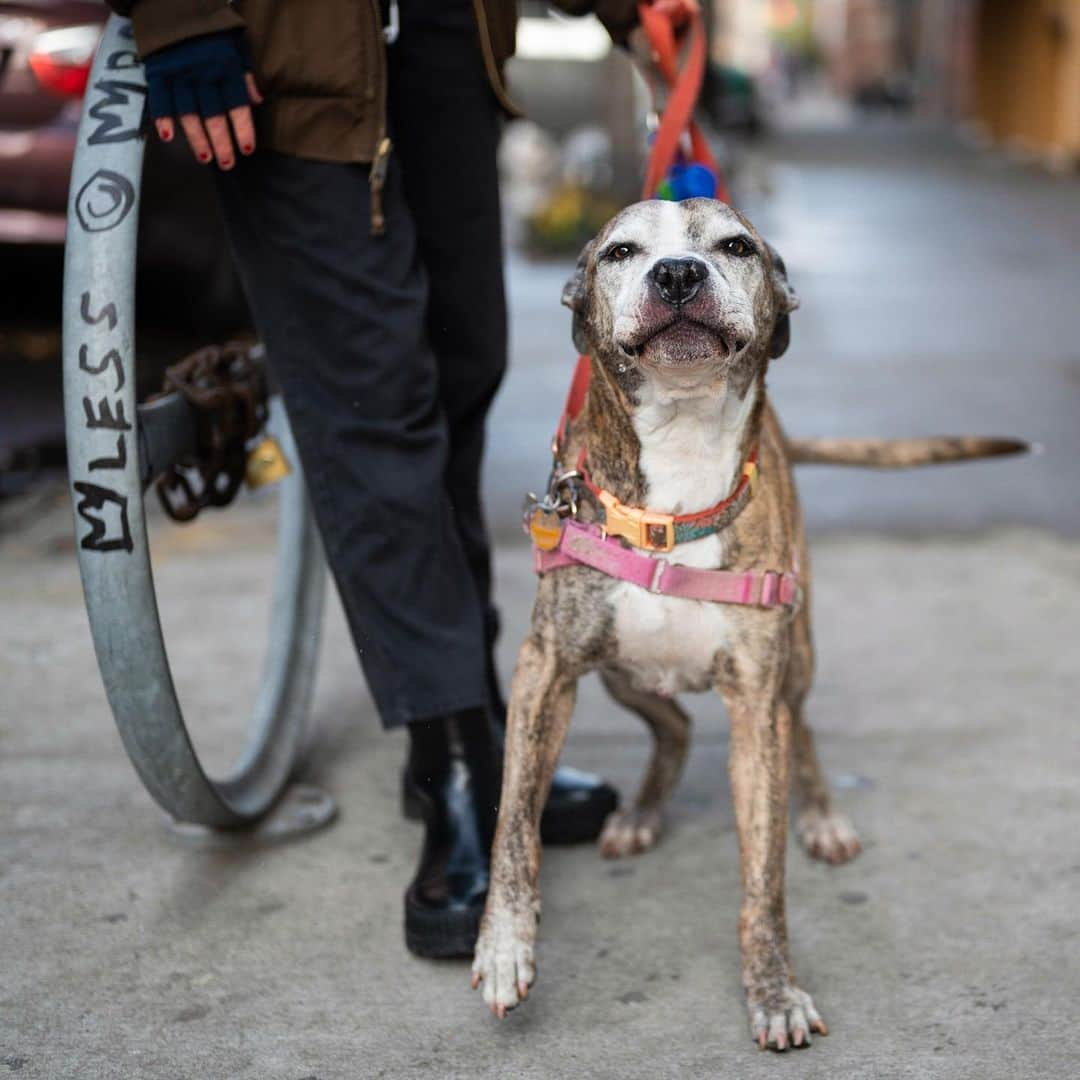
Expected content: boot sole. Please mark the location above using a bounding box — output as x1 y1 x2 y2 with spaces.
404 891 482 959
401 770 618 846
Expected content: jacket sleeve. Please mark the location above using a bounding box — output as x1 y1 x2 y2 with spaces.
549 1 641 45
103 1 245 58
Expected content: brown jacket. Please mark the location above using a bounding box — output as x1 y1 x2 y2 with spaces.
107 1 640 165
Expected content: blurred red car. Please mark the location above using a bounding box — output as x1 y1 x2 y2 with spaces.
0 0 247 331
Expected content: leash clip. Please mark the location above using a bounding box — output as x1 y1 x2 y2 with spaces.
549 468 581 518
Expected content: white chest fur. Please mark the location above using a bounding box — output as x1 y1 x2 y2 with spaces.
610 380 757 696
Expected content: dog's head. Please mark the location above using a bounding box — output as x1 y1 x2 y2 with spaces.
562 198 798 387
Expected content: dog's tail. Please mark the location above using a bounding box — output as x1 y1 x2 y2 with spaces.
786 435 1029 468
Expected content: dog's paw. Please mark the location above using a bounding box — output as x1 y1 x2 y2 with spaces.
748 985 827 1051
470 906 537 1018
598 807 662 858
797 807 862 865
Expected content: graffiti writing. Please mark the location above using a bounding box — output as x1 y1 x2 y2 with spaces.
86 77 146 146
78 344 125 392
80 292 117 330
73 482 133 554
106 49 141 72
73 290 133 554
82 396 131 432
74 169 136 233
89 435 128 473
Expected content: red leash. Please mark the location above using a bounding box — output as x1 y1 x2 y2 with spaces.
548 0 731 464
637 0 728 203
525 3 743 557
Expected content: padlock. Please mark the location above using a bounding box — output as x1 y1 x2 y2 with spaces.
245 434 292 489
527 504 563 551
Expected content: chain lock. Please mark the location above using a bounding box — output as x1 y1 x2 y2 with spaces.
150 342 276 522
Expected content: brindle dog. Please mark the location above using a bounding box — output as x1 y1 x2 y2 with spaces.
470 197 1022 1051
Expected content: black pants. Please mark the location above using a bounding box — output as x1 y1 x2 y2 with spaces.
215 12 506 727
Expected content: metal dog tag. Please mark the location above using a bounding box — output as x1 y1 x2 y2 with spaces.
528 504 564 551
245 435 292 489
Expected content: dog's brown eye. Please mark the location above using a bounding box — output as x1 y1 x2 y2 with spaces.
721 237 755 258
607 244 634 262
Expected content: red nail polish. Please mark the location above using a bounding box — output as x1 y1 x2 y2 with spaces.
242 143 253 154
199 151 211 163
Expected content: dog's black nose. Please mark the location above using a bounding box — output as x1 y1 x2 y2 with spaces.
650 257 708 306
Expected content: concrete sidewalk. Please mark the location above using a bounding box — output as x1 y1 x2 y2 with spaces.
2 489 1078 1080
4 117 1079 1079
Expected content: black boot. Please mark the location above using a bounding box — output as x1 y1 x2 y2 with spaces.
402 629 619 844
532 759 619 845
403 710 500 959
401 714 619 847
485 631 619 843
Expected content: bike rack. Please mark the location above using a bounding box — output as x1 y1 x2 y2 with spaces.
62 15 335 842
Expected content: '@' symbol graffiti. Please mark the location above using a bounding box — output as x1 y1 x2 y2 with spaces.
74 168 135 233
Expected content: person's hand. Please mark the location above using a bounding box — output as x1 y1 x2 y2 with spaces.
144 31 263 171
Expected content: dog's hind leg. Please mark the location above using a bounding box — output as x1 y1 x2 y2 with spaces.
785 610 861 865
596 670 690 858
790 701 861 864
472 633 577 1017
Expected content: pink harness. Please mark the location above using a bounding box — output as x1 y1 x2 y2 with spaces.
527 356 802 611
534 519 802 611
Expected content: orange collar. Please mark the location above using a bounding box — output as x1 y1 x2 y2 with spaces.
552 355 758 553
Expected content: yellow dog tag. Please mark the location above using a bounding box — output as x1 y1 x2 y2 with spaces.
528 505 563 551
245 435 292 489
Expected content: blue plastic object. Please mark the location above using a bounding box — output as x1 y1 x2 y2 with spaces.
655 160 717 201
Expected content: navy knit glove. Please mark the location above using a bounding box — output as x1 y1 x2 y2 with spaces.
144 30 251 122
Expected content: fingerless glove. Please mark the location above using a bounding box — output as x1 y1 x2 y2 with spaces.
144 30 250 120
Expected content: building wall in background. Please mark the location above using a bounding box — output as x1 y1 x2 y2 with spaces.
802 0 1078 166
914 0 1078 167
969 0 1079 166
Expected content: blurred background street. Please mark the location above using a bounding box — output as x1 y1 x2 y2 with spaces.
492 121 1079 538
2 1 1079 1077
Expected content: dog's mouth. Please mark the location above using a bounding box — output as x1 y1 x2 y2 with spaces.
620 314 742 368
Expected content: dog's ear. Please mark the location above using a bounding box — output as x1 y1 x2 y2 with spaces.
561 239 595 355
765 242 799 359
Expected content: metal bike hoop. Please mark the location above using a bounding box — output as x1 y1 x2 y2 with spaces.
62 16 333 833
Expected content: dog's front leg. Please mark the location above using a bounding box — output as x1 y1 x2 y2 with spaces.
723 671 827 1051
471 633 576 1017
